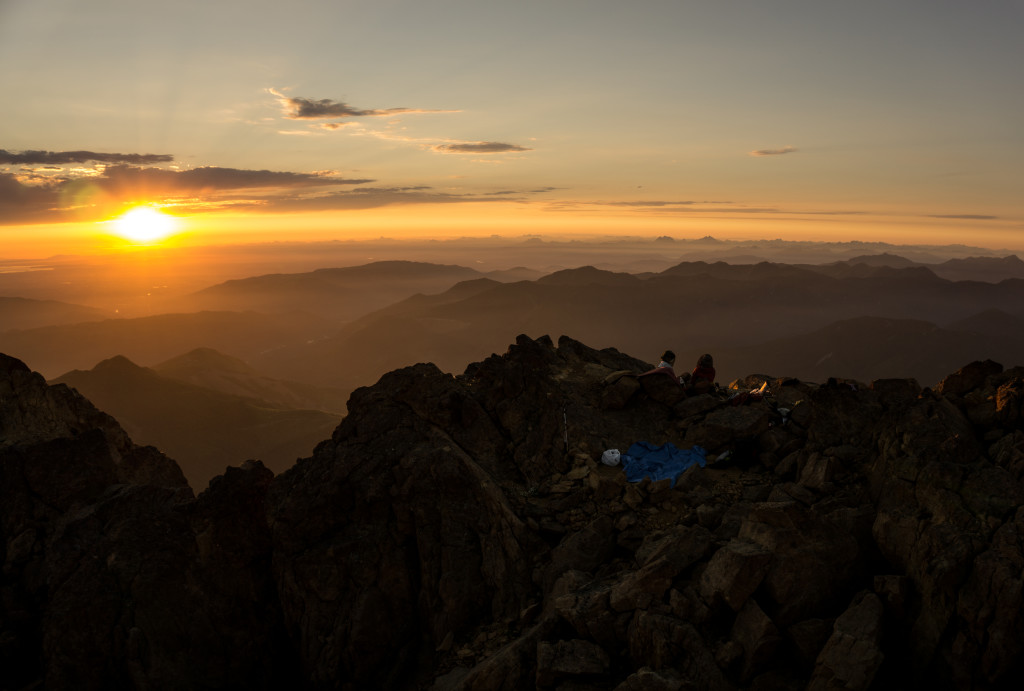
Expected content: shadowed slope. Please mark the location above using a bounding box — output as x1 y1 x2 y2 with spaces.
53 355 341 490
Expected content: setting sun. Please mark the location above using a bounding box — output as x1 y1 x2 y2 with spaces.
113 206 178 244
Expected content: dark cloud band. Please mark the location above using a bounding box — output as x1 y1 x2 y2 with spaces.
927 214 999 221
749 146 798 157
432 142 531 154
98 165 374 191
269 88 448 120
0 149 174 165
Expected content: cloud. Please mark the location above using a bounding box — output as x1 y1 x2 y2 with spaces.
749 146 798 157
318 122 361 131
268 88 455 120
1 161 555 224
0 149 174 165
601 200 699 207
216 186 515 214
927 214 999 220
0 164 377 225
268 92 531 156
96 165 373 194
432 142 531 154
321 126 534 157
0 172 63 223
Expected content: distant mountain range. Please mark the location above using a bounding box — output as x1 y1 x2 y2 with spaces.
3 255 1024 423
256 260 1024 391
814 253 1024 283
716 315 1024 386
0 310 332 379
172 260 546 319
53 355 341 489
0 296 111 330
153 347 347 413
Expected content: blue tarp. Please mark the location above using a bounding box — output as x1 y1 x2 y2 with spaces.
621 441 706 487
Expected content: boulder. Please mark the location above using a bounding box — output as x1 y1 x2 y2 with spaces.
698 539 772 612
936 359 1003 397
535 638 610 686
807 592 885 691
639 371 686 406
613 667 687 691
544 515 617 589
603 371 641 410
738 501 864 626
995 377 1024 429
628 611 729 690
683 404 774 453
730 599 781 682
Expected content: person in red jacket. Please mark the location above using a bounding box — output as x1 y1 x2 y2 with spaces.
688 353 716 395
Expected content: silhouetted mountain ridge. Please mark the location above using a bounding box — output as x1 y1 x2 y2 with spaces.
0 310 331 379
257 260 1024 393
153 347 348 414
179 260 491 319
4 258 1024 405
817 253 1024 282
717 315 1024 385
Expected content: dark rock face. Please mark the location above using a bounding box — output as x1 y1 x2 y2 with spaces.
0 354 292 689
4 339 1024 689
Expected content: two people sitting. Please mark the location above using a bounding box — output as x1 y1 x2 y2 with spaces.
650 350 717 395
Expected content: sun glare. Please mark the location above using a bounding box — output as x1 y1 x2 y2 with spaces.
113 206 178 244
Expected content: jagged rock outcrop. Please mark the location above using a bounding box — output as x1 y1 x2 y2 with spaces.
0 354 293 689
3 339 1024 689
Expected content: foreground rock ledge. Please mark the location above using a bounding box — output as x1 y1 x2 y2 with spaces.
2 340 1024 690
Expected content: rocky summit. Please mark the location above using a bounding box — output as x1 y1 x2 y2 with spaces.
2 337 1024 690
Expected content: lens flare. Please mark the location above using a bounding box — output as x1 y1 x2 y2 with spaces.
113 206 178 243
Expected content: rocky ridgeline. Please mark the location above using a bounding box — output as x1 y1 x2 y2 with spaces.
2 338 1023 690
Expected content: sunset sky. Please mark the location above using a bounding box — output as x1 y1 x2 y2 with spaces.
2 0 1022 256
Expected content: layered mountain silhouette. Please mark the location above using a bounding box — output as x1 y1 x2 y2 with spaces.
256 261 1024 393
169 259 546 319
3 255 1024 415
3 335 1024 689
0 310 332 379
153 347 347 413
0 296 111 331
808 253 1024 282
176 260 489 319
53 355 341 489
715 315 1024 386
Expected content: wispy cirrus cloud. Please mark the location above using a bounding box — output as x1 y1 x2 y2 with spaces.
248 186 512 213
318 122 361 131
599 200 701 208
327 126 533 157
267 88 457 120
749 145 798 157
546 198 868 218
927 214 999 220
0 149 174 165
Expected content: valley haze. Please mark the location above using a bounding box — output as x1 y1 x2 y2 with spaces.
2 235 1024 490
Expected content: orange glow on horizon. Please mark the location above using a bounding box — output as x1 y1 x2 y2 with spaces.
2 201 1022 260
